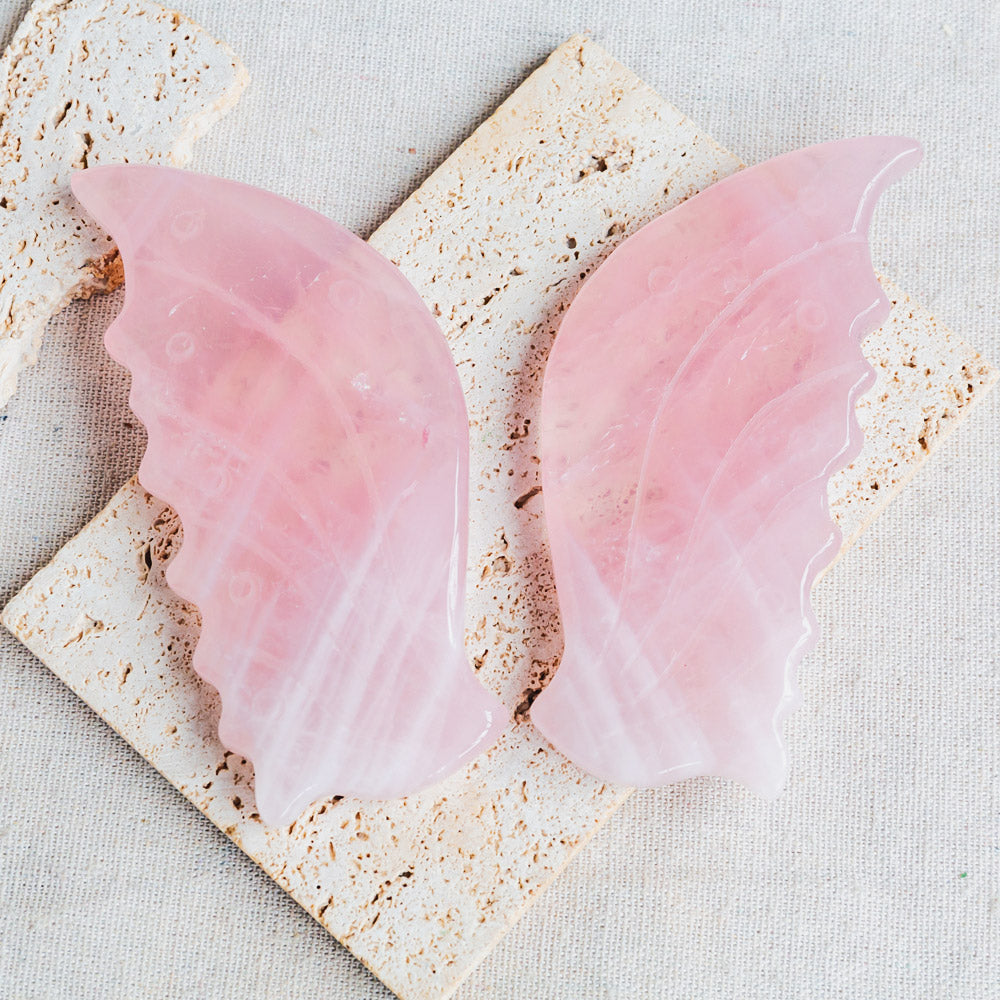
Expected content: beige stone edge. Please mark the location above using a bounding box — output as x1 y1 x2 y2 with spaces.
0 0 248 406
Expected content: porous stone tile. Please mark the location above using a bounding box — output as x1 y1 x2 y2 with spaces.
0 0 248 407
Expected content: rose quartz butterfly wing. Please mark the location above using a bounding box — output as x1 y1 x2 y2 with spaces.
531 137 922 795
72 165 506 825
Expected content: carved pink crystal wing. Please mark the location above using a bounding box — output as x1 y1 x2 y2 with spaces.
71 165 506 825
531 137 922 795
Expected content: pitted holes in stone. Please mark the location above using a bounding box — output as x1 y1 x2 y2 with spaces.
170 209 205 242
166 331 195 362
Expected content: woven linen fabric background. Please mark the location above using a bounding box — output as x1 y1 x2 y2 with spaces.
1 1 998 997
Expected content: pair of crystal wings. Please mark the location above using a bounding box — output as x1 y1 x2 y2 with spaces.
72 136 921 826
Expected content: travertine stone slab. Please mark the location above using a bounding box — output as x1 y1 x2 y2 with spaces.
3 35 995 1000
0 0 248 407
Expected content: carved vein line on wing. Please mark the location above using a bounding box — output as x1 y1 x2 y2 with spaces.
606 233 863 653
624 367 857 688
568 306 884 743
116 274 448 756
144 257 403 581
643 362 862 638
559 476 827 773
551 289 887 772
239 472 420 788
617 289 887 695
128 391 348 582
556 375 840 752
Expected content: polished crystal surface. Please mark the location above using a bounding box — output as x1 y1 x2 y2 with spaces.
72 165 506 825
531 137 922 795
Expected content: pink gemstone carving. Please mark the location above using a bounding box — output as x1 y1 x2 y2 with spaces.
530 137 922 795
71 165 506 825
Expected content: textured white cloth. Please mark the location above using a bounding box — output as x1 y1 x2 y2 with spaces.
1 1 998 998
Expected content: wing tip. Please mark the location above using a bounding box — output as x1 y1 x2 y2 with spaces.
213 673 509 828
847 134 924 234
530 664 794 799
71 163 150 243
